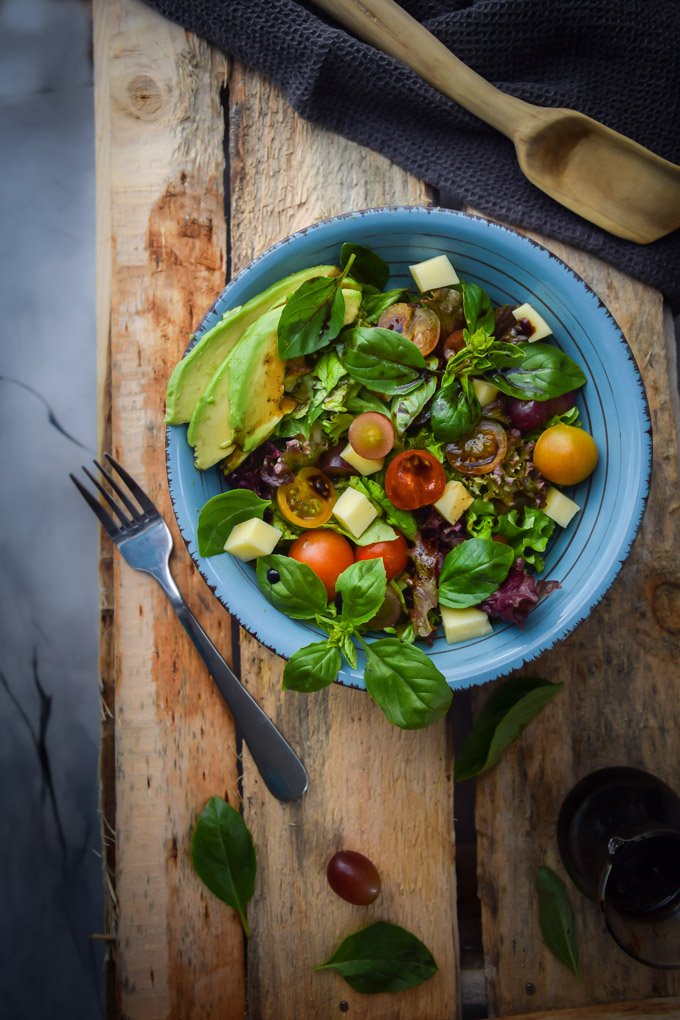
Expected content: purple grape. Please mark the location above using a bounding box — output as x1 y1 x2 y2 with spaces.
547 391 578 416
506 398 549 432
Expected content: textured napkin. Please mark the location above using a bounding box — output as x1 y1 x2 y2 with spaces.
143 0 680 307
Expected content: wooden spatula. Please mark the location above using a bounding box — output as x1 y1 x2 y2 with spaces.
312 0 680 244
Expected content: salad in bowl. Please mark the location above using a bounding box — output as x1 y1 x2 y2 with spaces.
165 208 651 726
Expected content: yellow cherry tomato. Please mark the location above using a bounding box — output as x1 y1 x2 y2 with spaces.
533 423 598 485
276 467 336 527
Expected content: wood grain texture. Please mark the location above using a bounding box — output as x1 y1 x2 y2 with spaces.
496 997 680 1019
94 2 245 1017
472 240 680 1014
228 65 461 1019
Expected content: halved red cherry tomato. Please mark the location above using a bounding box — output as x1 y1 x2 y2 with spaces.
288 530 354 599
355 533 409 581
445 419 508 475
276 467 336 527
384 449 446 510
377 302 441 355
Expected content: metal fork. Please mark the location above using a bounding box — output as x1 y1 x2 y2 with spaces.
71 453 308 802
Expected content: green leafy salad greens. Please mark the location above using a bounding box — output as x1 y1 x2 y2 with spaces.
172 242 593 729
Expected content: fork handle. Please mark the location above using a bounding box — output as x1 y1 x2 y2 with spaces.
156 574 309 802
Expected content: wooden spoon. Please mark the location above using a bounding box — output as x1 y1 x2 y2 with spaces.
312 0 680 244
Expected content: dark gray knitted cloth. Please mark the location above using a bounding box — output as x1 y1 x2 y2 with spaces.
143 0 680 307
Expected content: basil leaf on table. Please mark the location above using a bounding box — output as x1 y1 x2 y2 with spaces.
256 554 329 619
197 490 271 557
341 327 426 394
490 343 586 400
438 538 515 609
191 796 256 936
314 921 438 994
362 638 453 729
340 243 389 290
431 378 481 442
336 558 387 627
283 641 342 692
454 677 564 781
536 865 580 977
278 276 347 358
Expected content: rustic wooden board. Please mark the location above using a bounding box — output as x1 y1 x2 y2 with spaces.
472 246 680 1014
228 64 461 1019
94 2 245 1017
497 997 680 1019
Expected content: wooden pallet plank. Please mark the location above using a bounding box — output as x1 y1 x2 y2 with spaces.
94 2 245 1016
228 65 462 1019
472 241 680 1014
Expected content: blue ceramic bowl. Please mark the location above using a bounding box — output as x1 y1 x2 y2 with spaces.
166 207 651 690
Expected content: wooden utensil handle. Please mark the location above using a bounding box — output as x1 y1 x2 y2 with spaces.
311 0 535 136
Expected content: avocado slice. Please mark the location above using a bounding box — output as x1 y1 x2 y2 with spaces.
187 359 235 470
165 263 342 424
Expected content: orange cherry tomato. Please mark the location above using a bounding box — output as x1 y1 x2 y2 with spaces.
384 449 446 510
354 533 409 581
288 530 354 599
533 423 599 485
377 302 441 355
276 466 336 527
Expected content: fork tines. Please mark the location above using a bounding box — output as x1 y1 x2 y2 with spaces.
70 453 158 537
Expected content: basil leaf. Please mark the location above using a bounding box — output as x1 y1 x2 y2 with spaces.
324 517 397 546
438 538 514 609
348 476 418 541
278 276 346 358
460 280 495 334
391 375 437 435
282 641 341 692
314 921 438 994
537 866 580 977
340 243 389 290
257 554 328 619
431 379 481 441
342 327 426 394
454 677 564 781
336 559 387 627
191 796 256 936
346 387 391 416
362 288 410 323
490 343 586 400
363 639 452 729
198 490 271 557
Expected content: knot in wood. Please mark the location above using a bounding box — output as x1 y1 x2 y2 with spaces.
650 579 680 634
127 74 164 120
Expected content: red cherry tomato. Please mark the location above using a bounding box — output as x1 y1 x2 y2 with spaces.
384 449 446 510
327 850 382 905
355 533 409 581
288 530 354 599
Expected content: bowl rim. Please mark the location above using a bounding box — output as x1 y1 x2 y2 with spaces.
165 205 652 690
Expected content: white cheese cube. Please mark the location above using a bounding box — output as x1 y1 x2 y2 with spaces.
471 377 500 406
434 480 474 526
224 517 282 561
512 302 552 341
441 606 493 644
332 488 378 538
543 486 580 528
409 255 459 292
340 442 384 476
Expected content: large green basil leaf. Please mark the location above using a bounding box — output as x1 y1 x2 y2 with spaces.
282 641 342 692
336 559 387 627
490 343 586 400
198 490 271 557
314 921 438 994
537 866 580 977
256 554 328 619
363 639 452 729
191 796 256 936
431 378 481 441
438 538 514 609
454 677 564 781
460 280 495 335
278 276 346 358
342 327 426 393
340 243 389 290
391 375 437 435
